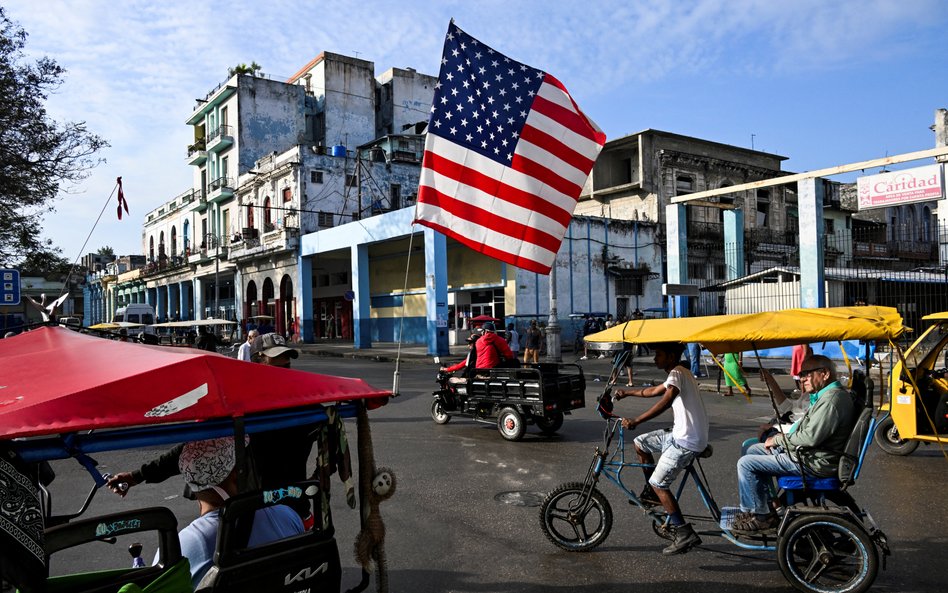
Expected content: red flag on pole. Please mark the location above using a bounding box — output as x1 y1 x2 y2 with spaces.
116 176 129 220
413 22 606 275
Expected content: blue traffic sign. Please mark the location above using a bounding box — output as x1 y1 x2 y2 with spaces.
1 269 20 306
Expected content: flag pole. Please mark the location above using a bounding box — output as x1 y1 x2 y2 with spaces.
545 263 561 362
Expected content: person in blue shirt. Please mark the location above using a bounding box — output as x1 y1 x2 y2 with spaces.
175 436 304 588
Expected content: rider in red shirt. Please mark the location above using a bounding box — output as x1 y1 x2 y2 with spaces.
474 322 514 369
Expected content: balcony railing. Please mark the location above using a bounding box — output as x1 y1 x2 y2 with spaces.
206 124 234 153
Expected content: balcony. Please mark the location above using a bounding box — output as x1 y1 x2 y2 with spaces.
686 220 724 242
206 124 234 153
229 225 300 261
187 139 207 166
208 176 234 202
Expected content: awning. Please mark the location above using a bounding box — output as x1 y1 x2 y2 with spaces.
584 305 905 355
0 327 390 439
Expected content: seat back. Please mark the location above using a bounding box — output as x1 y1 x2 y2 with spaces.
43 507 189 593
196 480 341 593
838 407 875 487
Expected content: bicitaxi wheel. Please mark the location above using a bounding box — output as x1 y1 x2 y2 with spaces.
497 406 526 441
873 415 919 456
430 400 451 424
777 513 879 593
539 482 613 552
535 411 564 435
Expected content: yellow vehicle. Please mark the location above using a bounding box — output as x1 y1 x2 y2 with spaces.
877 311 948 455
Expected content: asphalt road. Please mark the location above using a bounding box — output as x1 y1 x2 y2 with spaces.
44 355 948 592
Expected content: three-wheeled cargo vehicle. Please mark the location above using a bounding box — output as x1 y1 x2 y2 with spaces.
543 306 905 593
0 326 393 593
876 311 948 455
432 363 586 440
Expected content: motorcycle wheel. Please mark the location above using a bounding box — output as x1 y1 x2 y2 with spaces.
431 400 451 425
873 415 919 456
777 514 878 593
539 482 613 552
535 412 564 435
497 407 526 441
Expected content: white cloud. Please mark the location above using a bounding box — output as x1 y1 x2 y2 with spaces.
3 0 945 258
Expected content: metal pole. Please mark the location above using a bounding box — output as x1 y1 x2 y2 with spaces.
545 263 562 362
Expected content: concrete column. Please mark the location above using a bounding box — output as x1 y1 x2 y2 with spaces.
193 279 204 320
299 255 314 342
724 209 745 280
351 244 372 349
935 108 948 264
798 178 826 308
424 227 450 356
665 203 688 317
178 282 189 320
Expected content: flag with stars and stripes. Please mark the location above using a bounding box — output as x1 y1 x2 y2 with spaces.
413 21 606 275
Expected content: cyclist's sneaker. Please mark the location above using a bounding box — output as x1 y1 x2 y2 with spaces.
632 485 662 508
662 523 701 555
731 512 779 535
579 355 588 360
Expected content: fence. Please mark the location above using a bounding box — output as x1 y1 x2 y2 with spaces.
685 223 948 337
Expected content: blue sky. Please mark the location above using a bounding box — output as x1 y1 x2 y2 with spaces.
7 0 948 261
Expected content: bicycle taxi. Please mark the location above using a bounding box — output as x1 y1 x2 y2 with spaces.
875 310 948 456
539 306 906 593
0 326 393 593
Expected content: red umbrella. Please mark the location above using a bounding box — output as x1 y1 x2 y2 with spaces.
469 314 499 322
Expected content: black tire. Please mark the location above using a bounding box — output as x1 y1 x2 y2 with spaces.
535 412 565 435
430 400 451 425
874 415 919 456
539 482 613 552
777 514 879 593
497 407 526 441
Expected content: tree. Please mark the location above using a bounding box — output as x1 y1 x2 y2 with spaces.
0 7 108 267
97 245 115 258
228 61 262 77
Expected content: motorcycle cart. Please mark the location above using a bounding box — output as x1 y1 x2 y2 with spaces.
432 363 586 441
544 305 906 593
0 326 393 593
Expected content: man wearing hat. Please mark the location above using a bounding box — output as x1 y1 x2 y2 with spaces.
176 436 303 588
441 332 480 382
474 322 515 370
250 332 300 367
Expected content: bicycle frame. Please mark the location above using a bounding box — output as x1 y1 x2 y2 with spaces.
580 417 777 552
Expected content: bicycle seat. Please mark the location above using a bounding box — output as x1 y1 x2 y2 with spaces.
698 445 713 459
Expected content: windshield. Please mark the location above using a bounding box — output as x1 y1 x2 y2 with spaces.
904 322 948 370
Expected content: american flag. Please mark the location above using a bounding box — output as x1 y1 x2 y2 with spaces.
414 22 605 275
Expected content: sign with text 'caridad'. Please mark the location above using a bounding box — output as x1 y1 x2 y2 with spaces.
856 164 944 211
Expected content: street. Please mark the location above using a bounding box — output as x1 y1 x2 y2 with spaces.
45 355 947 592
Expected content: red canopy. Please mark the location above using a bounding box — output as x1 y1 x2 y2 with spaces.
0 327 390 439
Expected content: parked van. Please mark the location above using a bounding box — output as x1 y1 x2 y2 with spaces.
112 304 156 329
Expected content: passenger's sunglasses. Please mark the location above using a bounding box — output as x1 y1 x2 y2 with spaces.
799 367 827 379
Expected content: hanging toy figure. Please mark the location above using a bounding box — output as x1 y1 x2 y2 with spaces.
353 403 396 593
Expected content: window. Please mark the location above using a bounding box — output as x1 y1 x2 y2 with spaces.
390 184 401 210
676 175 694 195
283 187 292 203
825 218 835 234
756 190 770 227
688 262 707 280
311 171 323 184
345 174 357 188
264 197 273 231
615 275 644 296
318 212 334 228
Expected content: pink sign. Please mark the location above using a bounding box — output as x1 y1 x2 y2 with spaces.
857 164 944 210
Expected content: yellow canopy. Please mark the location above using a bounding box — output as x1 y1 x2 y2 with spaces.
585 306 905 355
87 322 145 330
